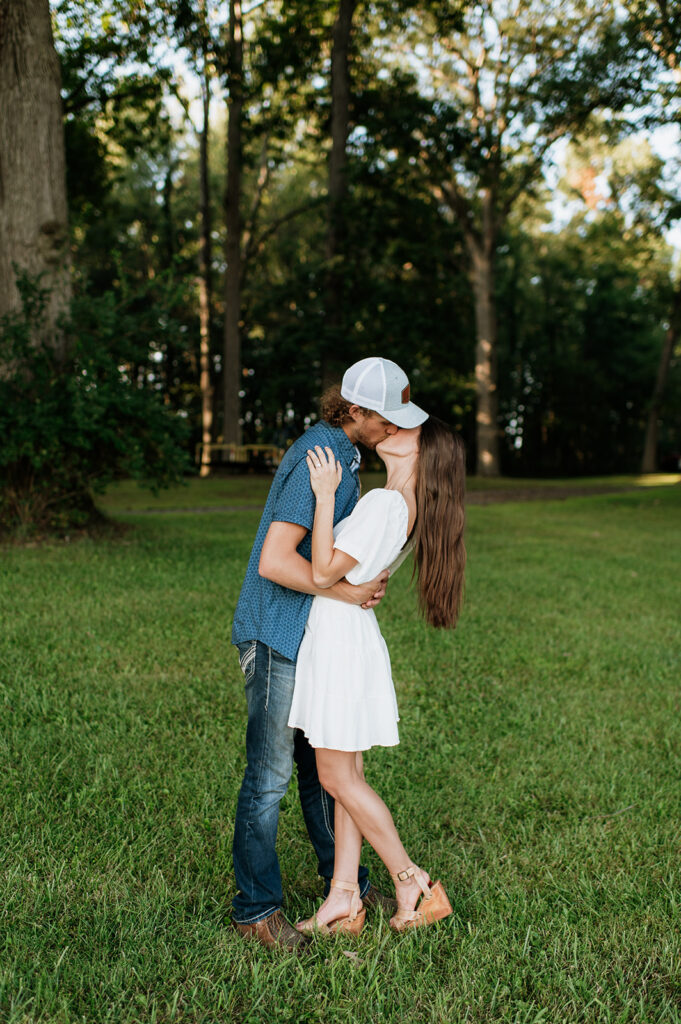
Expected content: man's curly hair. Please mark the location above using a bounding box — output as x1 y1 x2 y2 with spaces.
319 386 372 427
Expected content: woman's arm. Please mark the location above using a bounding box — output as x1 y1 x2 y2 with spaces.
258 520 384 604
306 445 358 588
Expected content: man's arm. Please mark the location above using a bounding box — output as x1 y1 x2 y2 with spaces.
259 521 387 608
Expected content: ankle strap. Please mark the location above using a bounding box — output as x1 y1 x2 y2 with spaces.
391 865 431 899
330 878 360 894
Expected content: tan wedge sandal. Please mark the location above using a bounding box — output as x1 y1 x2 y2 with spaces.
296 879 366 937
389 866 453 932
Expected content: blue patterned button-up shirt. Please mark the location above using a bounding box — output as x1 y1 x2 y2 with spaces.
231 421 361 662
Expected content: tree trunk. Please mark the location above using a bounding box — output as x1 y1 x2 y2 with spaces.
323 0 357 386
466 190 500 476
0 0 71 353
198 58 214 476
222 0 243 446
162 158 177 397
641 282 681 473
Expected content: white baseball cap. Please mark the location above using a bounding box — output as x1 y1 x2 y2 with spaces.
341 357 428 429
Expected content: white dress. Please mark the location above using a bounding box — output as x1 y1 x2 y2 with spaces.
288 488 411 751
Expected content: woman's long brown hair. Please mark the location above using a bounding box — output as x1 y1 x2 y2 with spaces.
412 417 466 628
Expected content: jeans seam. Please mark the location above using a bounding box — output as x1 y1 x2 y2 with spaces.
319 784 335 841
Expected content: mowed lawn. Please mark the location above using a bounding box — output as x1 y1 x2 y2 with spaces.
1 482 680 1023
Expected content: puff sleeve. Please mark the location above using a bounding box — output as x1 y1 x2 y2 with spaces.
333 489 408 585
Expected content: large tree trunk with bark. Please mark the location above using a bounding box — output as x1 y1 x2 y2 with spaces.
222 0 243 446
466 190 500 476
0 0 71 353
641 282 681 473
198 58 214 476
323 0 357 386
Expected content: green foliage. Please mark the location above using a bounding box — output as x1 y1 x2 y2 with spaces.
56 0 177 293
496 211 674 474
236 55 478 441
43 0 681 476
0 275 190 536
623 0 681 106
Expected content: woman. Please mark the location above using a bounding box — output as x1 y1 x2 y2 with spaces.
287 416 466 934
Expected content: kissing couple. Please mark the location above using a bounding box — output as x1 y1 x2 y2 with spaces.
231 357 466 949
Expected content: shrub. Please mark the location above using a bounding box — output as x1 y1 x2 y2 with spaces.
0 275 190 535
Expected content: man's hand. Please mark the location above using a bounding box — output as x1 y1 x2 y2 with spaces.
333 570 389 608
361 570 389 609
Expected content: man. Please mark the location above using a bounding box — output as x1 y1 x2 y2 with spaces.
231 357 427 949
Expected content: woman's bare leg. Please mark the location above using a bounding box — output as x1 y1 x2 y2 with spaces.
315 749 427 915
297 753 365 928
333 753 364 879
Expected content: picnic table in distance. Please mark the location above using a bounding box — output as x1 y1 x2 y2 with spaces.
195 442 285 471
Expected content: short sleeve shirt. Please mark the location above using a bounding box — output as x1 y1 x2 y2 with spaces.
231 421 361 662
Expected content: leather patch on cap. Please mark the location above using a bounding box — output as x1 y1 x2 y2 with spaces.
401 384 410 404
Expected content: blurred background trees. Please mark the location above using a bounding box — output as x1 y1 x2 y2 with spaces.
1 0 680 529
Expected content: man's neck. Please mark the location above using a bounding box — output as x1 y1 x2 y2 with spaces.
341 423 358 445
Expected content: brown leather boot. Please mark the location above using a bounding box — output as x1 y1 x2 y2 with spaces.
362 885 398 916
234 910 309 951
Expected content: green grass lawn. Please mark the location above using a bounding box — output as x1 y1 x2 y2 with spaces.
1 485 680 1022
97 472 681 513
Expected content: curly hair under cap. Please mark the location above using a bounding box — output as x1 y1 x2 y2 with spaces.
319 385 372 427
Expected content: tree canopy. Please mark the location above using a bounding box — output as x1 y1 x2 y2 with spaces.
1 0 679 530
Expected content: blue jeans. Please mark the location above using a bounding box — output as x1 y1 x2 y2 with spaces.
232 640 370 923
